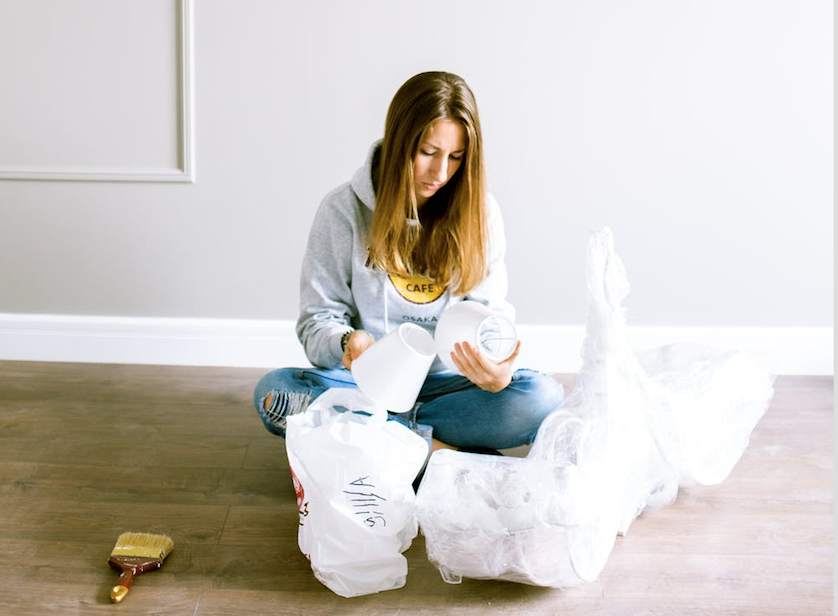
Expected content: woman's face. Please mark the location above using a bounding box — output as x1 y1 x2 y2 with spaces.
412 119 466 207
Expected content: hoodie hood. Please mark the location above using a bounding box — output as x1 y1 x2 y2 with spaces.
350 139 382 212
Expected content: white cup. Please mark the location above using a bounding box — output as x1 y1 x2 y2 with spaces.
351 322 436 413
435 301 518 374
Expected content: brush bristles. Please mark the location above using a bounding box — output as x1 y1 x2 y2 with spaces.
110 532 174 560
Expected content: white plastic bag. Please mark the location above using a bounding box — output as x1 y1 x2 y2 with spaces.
285 387 429 598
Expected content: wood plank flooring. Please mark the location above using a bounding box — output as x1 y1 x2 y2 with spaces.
0 361 832 615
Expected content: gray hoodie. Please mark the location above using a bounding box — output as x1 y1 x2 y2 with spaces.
296 140 514 373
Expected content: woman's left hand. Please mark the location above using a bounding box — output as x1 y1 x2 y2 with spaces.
450 340 522 393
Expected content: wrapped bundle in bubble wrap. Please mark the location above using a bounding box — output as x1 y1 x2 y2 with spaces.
416 228 774 587
416 450 600 587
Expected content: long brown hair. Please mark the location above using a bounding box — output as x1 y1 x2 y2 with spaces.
367 71 487 297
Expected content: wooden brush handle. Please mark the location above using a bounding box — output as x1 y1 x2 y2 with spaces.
108 556 163 603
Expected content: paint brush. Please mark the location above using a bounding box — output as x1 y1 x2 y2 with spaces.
107 532 174 602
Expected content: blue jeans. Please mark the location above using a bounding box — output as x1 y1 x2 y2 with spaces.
253 367 565 450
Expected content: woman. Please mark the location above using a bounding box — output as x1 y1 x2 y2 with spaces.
254 71 564 451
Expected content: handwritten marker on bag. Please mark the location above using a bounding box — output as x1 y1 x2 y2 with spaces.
344 476 388 528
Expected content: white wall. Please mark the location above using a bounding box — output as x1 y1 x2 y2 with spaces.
0 0 832 373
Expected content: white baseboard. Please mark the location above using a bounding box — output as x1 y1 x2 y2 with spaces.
0 313 832 375
0 313 309 370
514 324 833 376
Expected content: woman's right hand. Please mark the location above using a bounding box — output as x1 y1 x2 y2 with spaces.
341 330 375 370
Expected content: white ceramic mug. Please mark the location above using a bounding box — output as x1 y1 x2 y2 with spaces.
434 301 518 374
351 322 436 413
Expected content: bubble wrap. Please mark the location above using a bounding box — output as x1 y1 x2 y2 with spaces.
415 228 774 587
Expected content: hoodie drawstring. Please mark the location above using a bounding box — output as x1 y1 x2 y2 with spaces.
383 272 391 335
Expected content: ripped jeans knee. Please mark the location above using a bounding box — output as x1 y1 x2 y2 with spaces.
253 366 358 438
256 389 311 438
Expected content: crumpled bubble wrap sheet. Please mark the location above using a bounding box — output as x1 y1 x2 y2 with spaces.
416 450 597 587
415 228 774 587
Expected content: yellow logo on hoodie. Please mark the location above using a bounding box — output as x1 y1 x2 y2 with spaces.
388 273 446 304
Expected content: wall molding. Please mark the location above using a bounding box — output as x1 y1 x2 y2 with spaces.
0 313 831 375
0 0 195 183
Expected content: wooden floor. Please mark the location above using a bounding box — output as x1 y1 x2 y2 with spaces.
0 361 832 615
